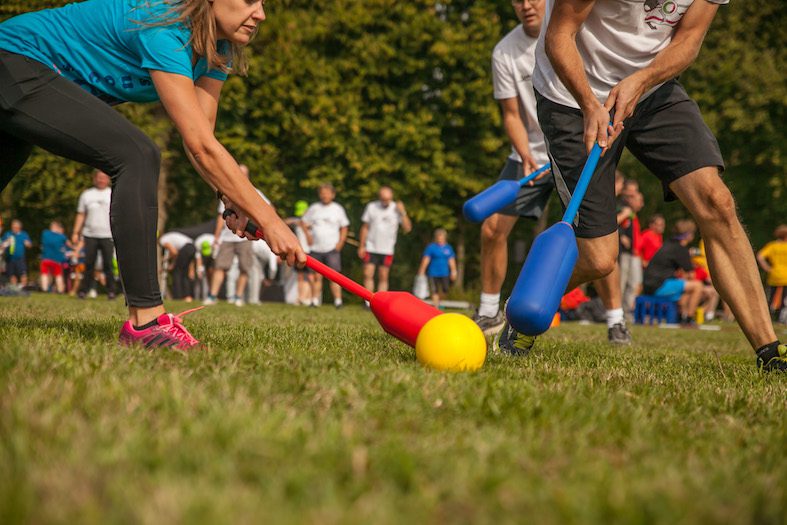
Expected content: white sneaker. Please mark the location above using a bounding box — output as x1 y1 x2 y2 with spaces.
234 298 245 307
87 289 98 299
202 296 217 306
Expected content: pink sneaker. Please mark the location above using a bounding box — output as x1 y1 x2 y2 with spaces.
119 307 203 350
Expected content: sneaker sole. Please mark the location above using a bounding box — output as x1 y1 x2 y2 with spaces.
478 319 506 337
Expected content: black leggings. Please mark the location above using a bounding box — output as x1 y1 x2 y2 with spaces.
80 237 117 296
0 50 162 307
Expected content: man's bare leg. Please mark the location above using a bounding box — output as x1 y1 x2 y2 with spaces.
478 213 518 319
362 263 375 292
377 265 390 292
670 168 776 349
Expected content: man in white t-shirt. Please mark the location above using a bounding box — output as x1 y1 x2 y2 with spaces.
72 169 116 300
204 165 265 307
474 0 552 339
523 0 784 372
302 183 350 308
358 186 412 295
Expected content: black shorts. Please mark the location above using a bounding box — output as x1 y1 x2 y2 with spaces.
4 258 26 278
496 158 553 219
363 252 394 268
537 80 725 238
428 276 451 294
310 250 341 273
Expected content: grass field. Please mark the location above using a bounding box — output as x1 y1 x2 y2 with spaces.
1 295 785 524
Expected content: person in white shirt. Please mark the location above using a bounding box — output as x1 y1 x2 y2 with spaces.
358 186 412 295
302 183 350 308
284 200 313 305
159 231 195 301
204 165 269 307
72 169 116 300
523 0 784 372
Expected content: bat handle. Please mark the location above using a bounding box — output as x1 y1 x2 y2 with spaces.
561 143 603 224
224 209 374 302
518 163 551 187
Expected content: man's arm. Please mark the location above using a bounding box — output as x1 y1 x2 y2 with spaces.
358 222 369 258
396 201 412 233
604 0 721 131
72 212 85 244
449 257 458 281
545 0 616 153
336 226 348 251
499 98 539 176
756 250 772 274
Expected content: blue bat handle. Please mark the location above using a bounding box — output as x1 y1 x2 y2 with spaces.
561 144 602 224
518 162 551 187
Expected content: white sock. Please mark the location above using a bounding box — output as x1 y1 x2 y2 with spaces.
334 298 343 306
479 293 501 318
312 297 320 306
606 308 625 328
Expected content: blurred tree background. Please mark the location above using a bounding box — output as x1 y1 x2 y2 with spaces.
1 0 784 296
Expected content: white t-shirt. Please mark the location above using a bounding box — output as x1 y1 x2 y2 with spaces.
77 187 112 239
361 200 402 256
216 189 269 244
159 232 192 251
303 201 350 253
533 0 729 109
492 25 549 166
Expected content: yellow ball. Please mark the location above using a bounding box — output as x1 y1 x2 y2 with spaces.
415 313 487 372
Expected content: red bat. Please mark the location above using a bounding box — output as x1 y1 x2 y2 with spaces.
226 210 441 347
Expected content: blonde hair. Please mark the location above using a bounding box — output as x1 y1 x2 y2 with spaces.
144 0 251 76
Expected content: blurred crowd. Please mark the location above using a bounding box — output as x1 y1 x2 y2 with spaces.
3 167 785 325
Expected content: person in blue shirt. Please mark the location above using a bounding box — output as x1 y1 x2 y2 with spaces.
0 0 306 349
417 228 457 309
1 219 33 287
40 220 69 294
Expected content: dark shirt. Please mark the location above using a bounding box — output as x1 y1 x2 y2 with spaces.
642 239 694 294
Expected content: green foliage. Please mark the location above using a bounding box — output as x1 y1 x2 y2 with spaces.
1 296 786 523
1 0 784 286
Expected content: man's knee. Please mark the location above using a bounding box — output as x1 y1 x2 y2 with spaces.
692 183 738 226
481 215 513 243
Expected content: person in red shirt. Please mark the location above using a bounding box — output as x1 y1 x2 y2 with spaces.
640 214 665 267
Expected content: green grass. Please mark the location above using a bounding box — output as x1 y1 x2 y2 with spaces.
1 295 785 524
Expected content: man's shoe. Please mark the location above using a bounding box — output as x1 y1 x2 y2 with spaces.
757 344 787 373
608 322 632 345
472 309 506 336
202 296 217 306
107 292 117 301
493 320 536 356
119 307 203 350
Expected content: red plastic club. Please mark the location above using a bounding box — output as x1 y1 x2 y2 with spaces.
233 214 441 347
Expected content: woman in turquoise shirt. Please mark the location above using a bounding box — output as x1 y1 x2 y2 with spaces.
0 0 306 349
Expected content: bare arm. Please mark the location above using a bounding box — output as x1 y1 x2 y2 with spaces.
417 256 431 275
604 0 720 130
395 201 412 233
72 212 85 243
336 226 348 251
756 253 772 274
150 71 305 266
449 258 458 281
545 0 615 153
499 98 539 177
358 223 369 257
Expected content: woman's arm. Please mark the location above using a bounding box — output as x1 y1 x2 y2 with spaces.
151 71 305 266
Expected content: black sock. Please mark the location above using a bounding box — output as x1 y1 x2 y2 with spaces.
133 318 159 331
755 341 780 360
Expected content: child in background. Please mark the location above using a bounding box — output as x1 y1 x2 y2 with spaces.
40 220 69 293
757 225 787 322
417 228 457 309
1 219 32 288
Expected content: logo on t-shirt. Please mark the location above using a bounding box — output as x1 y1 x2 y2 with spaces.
643 0 690 30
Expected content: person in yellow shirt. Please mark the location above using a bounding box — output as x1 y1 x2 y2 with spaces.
757 225 787 321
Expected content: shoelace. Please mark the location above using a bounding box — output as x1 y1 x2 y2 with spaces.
512 331 535 351
160 306 204 346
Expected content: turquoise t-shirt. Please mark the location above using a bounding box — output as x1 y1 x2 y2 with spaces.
0 0 228 105
423 242 456 278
